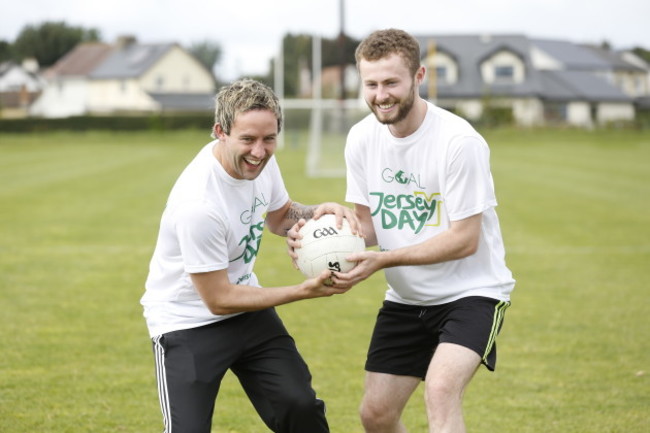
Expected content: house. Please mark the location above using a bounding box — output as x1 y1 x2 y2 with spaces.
0 58 45 118
320 64 359 99
30 37 216 118
416 34 650 127
29 42 114 118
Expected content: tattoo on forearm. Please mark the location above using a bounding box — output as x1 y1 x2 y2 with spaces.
286 202 315 224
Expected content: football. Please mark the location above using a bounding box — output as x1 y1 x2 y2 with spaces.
295 214 365 279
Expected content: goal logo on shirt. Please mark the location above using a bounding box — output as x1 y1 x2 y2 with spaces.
382 168 424 188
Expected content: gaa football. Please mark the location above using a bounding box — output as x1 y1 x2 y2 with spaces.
295 214 365 279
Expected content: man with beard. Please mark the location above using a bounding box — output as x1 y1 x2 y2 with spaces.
141 79 359 433
321 29 515 433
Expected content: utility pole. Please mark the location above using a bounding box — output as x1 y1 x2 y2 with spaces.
338 0 346 101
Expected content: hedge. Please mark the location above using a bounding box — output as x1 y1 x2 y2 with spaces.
0 114 214 133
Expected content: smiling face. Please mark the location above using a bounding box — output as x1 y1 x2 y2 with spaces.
359 53 424 129
213 109 278 180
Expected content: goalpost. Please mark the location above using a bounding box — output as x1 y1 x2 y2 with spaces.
275 35 369 178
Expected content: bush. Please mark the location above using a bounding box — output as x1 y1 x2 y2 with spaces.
0 114 213 133
635 109 650 130
477 105 514 128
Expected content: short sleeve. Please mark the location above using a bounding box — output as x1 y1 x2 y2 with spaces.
444 136 497 221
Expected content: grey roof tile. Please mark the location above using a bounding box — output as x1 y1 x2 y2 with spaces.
90 43 176 79
148 92 215 111
414 34 639 102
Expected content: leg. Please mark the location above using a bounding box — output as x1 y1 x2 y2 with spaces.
423 343 481 433
360 301 434 433
359 371 420 433
151 314 258 433
232 310 329 433
153 330 229 433
421 297 510 433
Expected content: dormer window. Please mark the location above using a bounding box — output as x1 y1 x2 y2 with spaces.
425 51 458 86
494 65 514 82
480 49 525 84
436 66 448 84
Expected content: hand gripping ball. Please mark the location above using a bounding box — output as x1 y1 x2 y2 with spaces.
295 214 365 278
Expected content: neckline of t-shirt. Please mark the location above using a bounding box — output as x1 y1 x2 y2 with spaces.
382 108 431 146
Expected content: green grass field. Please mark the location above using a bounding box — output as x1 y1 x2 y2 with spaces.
1 128 649 432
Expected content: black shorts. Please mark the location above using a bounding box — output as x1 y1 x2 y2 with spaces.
365 296 510 378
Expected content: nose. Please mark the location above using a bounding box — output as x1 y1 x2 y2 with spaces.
250 140 266 158
376 84 390 102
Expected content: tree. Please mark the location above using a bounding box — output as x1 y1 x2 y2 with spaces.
280 33 313 97
0 40 12 63
188 40 222 77
632 46 650 64
321 33 358 68
12 21 100 67
274 33 360 97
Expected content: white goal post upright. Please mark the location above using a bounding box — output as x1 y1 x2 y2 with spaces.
307 34 323 178
274 41 285 149
275 34 367 177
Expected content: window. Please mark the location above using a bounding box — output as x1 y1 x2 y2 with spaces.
436 66 447 84
635 76 645 95
156 75 164 91
494 65 514 81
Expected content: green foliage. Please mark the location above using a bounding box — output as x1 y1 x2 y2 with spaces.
635 108 650 130
187 40 222 77
477 105 515 128
12 21 101 67
0 114 213 133
280 33 313 97
320 33 359 69
0 40 12 63
1 128 649 432
475 93 515 128
632 46 650 63
275 33 360 97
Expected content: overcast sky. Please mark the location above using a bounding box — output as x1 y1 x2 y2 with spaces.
2 0 649 80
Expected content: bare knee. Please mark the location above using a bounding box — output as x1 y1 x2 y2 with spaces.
425 380 459 405
359 397 401 431
424 379 466 428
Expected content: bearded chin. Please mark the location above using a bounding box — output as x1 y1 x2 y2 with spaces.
373 84 416 125
375 99 412 125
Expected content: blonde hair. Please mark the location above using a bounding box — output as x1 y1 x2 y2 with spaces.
213 79 283 136
355 28 422 77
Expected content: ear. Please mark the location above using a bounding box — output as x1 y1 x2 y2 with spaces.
213 123 226 140
415 65 426 85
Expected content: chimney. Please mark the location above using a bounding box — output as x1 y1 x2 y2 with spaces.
22 57 39 73
480 34 492 44
115 35 137 50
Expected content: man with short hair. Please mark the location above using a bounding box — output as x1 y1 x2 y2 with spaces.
141 79 357 433
330 29 515 433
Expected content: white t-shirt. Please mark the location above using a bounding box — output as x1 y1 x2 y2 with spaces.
345 102 515 305
141 141 290 337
